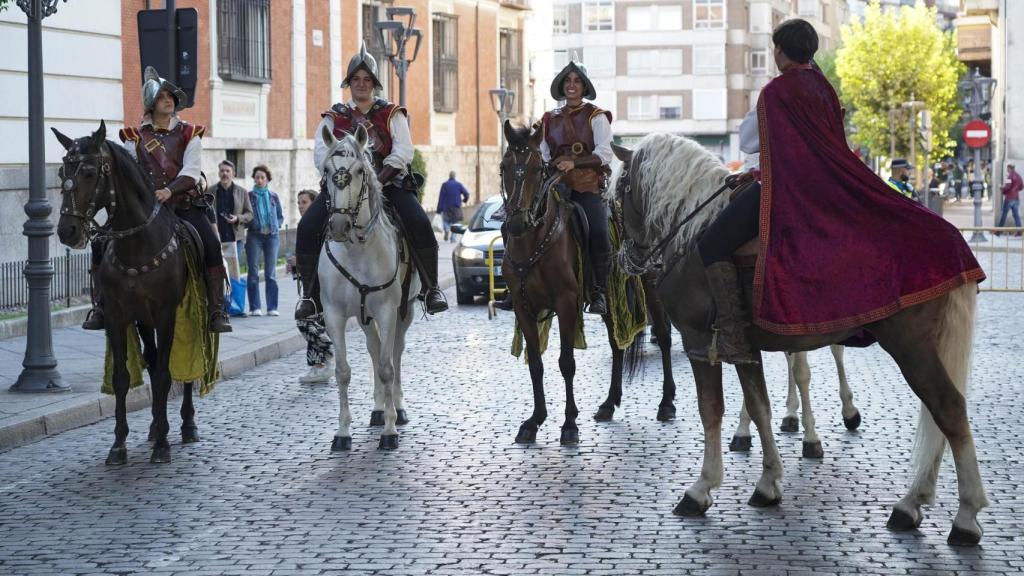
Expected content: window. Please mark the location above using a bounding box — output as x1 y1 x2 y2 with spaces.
798 0 820 19
628 95 657 120
217 0 271 82
694 0 725 30
659 95 683 119
693 45 725 75
584 0 613 32
553 49 569 71
693 89 727 120
500 28 523 114
553 5 569 35
362 2 391 95
433 14 458 113
751 50 768 75
584 46 615 77
749 3 771 33
626 5 682 31
627 49 682 75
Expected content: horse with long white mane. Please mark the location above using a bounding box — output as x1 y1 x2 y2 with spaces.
610 132 987 546
317 123 420 451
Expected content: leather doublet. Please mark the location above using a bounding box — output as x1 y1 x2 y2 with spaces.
322 99 405 172
542 103 612 194
120 122 203 210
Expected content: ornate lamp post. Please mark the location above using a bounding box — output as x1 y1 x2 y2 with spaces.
489 87 516 154
12 0 69 392
958 67 996 243
375 7 422 109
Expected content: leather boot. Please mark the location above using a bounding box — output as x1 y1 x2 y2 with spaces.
414 246 448 314
206 266 233 333
495 291 515 311
586 254 610 316
294 254 322 320
687 262 758 365
81 266 105 330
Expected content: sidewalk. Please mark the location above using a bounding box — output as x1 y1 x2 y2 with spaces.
941 193 997 228
0 244 456 451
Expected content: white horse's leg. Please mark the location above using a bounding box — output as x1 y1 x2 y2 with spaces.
392 302 414 426
729 401 753 452
372 307 400 449
324 311 352 451
792 352 823 458
780 352 801 432
674 357 725 516
831 345 861 430
736 361 784 507
364 322 386 426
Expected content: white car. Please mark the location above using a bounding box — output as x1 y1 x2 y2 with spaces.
450 195 504 305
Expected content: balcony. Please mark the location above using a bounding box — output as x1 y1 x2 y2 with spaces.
500 0 531 10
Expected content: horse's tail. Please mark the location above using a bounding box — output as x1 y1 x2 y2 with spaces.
623 329 645 384
911 282 977 498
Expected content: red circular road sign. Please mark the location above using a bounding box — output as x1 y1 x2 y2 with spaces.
963 119 991 148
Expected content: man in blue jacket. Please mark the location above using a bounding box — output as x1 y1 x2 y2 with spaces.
437 171 470 241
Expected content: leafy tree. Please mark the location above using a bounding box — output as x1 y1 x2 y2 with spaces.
836 1 964 163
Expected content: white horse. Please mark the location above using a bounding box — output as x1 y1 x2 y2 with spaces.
730 345 861 458
317 124 421 451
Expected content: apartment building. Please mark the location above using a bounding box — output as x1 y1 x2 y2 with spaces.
545 0 845 162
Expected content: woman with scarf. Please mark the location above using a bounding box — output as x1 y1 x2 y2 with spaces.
246 164 285 316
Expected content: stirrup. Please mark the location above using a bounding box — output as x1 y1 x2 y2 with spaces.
294 297 320 320
425 287 448 314
585 291 608 316
81 307 105 330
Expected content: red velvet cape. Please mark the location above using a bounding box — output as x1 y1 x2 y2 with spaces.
753 66 985 335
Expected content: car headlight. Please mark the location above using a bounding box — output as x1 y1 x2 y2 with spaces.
457 247 485 260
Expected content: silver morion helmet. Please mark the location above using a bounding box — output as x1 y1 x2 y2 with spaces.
341 41 383 89
142 66 188 112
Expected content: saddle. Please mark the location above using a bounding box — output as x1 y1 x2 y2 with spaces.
176 217 205 271
732 238 759 269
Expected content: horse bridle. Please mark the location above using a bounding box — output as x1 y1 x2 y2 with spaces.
59 144 162 241
323 145 380 243
500 144 549 234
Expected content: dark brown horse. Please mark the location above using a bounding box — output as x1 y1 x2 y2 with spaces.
53 121 199 465
499 122 674 445
611 133 987 546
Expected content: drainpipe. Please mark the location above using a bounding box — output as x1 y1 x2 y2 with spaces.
474 1 481 205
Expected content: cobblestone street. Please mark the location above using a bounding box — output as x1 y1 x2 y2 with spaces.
1 289 1022 575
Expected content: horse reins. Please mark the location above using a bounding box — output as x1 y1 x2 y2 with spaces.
323 145 381 243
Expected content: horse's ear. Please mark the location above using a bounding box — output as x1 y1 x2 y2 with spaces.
612 142 633 163
529 124 543 148
320 123 337 149
51 127 74 151
354 123 369 149
503 120 518 147
89 120 106 151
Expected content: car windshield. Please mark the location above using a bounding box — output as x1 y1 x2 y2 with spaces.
469 200 503 232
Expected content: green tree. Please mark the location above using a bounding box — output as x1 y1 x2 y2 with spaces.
836 1 964 163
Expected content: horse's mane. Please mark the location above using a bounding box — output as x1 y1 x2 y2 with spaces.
620 132 732 255
105 139 156 197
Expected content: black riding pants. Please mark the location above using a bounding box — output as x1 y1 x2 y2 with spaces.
697 181 761 266
88 205 222 269
570 190 611 272
296 184 437 258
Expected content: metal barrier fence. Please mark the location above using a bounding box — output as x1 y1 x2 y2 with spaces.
961 227 1024 292
0 248 91 311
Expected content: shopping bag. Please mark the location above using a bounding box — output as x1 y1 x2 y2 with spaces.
227 277 247 317
431 213 444 233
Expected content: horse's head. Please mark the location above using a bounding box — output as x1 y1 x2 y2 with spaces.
52 121 113 249
610 142 652 274
319 123 379 243
499 120 546 237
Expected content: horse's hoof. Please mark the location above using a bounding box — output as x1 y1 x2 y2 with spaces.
560 426 579 446
844 411 862 431
748 489 781 508
729 435 752 452
150 445 171 464
886 507 922 531
780 416 799 433
947 524 982 547
672 493 709 517
802 440 824 459
105 448 127 466
515 424 537 445
377 434 399 450
656 404 676 422
593 405 614 422
369 410 385 427
396 410 409 426
181 427 200 444
331 436 352 451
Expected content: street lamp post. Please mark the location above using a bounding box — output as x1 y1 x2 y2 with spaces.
488 87 516 154
958 67 996 243
12 0 68 393
901 95 925 192
375 7 422 109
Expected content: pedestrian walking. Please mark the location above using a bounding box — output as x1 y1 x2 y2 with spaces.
997 163 1023 235
246 164 284 317
215 159 254 316
436 171 470 241
287 189 334 383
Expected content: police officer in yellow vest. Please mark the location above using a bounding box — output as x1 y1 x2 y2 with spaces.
888 158 920 202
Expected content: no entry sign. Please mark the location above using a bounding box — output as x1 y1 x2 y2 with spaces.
963 119 991 148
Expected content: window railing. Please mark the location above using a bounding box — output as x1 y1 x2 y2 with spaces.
217 0 271 83
433 14 459 113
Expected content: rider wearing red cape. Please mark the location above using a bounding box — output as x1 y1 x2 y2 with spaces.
691 19 984 364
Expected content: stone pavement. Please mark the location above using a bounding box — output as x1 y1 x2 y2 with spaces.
0 244 457 452
0 287 1021 575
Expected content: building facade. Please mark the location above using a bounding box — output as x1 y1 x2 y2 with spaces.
0 0 531 263
544 0 846 163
